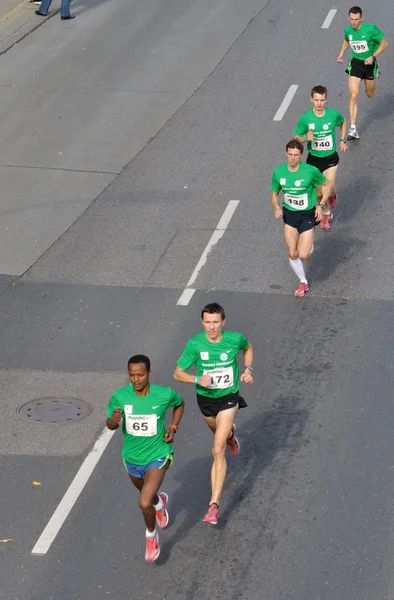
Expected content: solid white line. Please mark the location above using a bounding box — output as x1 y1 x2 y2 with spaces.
176 200 239 306
32 427 116 555
273 85 299 121
321 8 337 29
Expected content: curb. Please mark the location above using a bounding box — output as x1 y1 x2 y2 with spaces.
0 1 59 56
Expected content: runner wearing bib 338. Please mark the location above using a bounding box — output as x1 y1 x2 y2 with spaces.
106 354 184 563
271 139 332 297
294 85 348 231
173 303 253 525
336 6 387 141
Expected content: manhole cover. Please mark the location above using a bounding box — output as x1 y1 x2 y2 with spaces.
17 397 92 423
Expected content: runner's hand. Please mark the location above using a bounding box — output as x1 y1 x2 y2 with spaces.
111 407 122 425
339 140 348 153
336 54 344 63
197 374 211 387
315 206 323 222
364 56 374 65
306 130 314 142
163 427 175 443
274 206 283 219
240 371 253 384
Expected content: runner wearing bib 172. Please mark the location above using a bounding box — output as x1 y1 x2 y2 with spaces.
336 6 387 140
294 85 348 231
271 139 332 297
173 302 253 525
106 354 184 563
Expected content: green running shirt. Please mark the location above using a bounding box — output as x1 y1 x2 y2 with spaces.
271 162 326 212
344 22 384 61
294 107 344 158
177 330 249 399
107 384 182 465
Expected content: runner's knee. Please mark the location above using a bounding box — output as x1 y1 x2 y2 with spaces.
139 495 153 511
212 443 226 460
298 250 310 261
366 89 375 98
289 250 298 261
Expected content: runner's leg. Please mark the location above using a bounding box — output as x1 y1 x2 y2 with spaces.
297 228 315 261
131 464 169 532
365 77 377 98
348 76 361 127
284 224 307 282
208 406 238 505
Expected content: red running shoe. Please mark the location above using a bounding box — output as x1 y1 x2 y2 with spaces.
294 282 309 297
203 503 219 525
145 531 160 562
328 192 337 210
156 492 169 529
320 213 332 230
227 424 240 456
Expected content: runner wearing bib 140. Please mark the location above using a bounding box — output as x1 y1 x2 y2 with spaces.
173 302 253 525
271 139 332 297
336 6 387 141
294 85 348 231
106 354 184 563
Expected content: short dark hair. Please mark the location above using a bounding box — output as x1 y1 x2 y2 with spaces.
201 302 225 320
128 354 151 372
311 85 328 97
286 139 304 154
349 6 362 16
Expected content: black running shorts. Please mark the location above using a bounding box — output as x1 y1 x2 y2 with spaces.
346 57 378 80
196 391 247 418
307 151 339 174
282 206 316 234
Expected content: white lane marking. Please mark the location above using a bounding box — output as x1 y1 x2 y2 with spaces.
176 200 239 306
321 9 337 29
273 85 298 121
32 427 116 555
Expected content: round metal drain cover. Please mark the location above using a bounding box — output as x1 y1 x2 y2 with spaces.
17 397 92 423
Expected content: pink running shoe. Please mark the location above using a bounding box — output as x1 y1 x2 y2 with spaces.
145 531 160 562
294 282 309 297
203 503 219 525
227 424 240 456
156 493 169 529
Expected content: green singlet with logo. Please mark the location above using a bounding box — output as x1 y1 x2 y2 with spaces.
271 162 326 212
294 107 344 158
177 331 249 399
345 22 384 61
107 384 182 465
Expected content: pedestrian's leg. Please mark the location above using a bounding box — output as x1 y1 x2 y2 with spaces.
37 0 52 15
60 0 71 18
348 76 361 127
208 406 238 505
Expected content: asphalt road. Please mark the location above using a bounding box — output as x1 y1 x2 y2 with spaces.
1 0 394 598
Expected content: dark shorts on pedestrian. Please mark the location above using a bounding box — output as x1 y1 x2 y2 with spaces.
307 151 339 173
346 57 378 80
196 391 247 418
283 206 316 234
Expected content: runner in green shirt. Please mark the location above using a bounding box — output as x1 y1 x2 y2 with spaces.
336 6 387 140
270 139 332 297
173 302 253 525
294 85 348 231
106 354 184 562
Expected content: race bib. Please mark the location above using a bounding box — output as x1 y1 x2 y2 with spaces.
125 413 157 436
350 40 369 53
283 193 308 210
311 135 333 151
203 366 233 389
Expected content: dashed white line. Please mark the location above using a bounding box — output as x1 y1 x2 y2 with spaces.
176 200 240 306
273 85 298 121
32 426 116 555
321 8 337 29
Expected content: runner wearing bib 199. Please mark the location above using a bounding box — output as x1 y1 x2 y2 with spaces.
106 354 184 563
294 85 348 231
173 303 253 525
336 6 387 141
271 139 332 297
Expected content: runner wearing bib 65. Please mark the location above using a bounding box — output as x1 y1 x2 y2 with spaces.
294 85 348 231
173 303 253 525
106 354 184 562
271 139 332 297
336 6 387 141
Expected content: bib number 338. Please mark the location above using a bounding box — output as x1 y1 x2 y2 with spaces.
203 367 234 389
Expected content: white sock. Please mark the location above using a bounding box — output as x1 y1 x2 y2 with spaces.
146 528 157 538
153 496 163 511
289 257 307 284
350 124 356 128
309 244 314 256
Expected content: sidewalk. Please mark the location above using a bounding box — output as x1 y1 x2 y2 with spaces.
0 0 55 54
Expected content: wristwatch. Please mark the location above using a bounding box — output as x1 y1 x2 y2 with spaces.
318 203 325 208
340 138 346 143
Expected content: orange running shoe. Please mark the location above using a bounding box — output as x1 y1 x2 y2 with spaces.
227 424 240 456
156 493 169 529
203 503 219 525
145 531 160 562
294 282 309 297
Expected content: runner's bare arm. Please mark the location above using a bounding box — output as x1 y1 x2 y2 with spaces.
173 366 210 387
106 407 122 430
337 40 349 62
339 119 348 152
163 400 185 443
271 192 283 219
365 38 388 64
240 344 254 384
